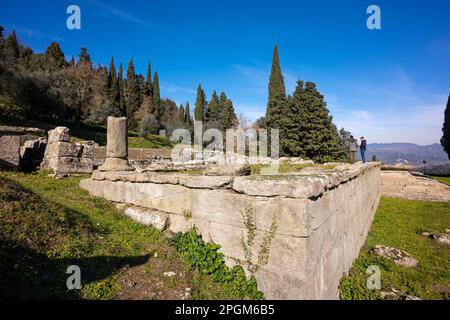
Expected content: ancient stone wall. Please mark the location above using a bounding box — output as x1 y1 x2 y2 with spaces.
0 126 46 169
80 162 381 299
381 171 450 202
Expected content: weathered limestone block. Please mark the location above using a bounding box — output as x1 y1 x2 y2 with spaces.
0 135 22 168
204 164 251 176
123 206 168 231
232 175 325 199
43 157 94 174
47 127 70 143
373 245 418 268
44 141 83 158
178 175 232 188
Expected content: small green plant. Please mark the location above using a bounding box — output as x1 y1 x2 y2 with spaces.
240 205 277 274
182 209 192 221
171 228 264 299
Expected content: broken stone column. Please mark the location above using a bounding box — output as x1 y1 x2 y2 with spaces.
98 117 134 171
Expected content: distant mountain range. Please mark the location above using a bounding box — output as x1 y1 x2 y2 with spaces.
366 143 449 166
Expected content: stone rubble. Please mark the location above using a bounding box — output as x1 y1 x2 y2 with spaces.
373 245 419 268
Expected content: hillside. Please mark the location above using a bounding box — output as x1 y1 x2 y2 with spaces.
367 143 449 166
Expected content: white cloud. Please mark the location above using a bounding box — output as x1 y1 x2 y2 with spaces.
88 0 151 27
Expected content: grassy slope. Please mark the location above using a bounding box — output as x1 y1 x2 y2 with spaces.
0 118 173 149
0 171 251 300
340 197 450 300
69 125 173 149
433 176 450 186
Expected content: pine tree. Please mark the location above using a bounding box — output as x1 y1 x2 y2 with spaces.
301 81 339 162
44 42 66 70
336 127 352 162
280 80 307 156
225 99 238 129
78 47 92 67
205 91 220 124
194 84 207 121
0 25 4 39
441 95 450 159
125 58 141 129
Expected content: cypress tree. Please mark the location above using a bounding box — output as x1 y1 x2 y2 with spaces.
268 46 286 103
178 103 185 123
109 57 120 110
441 95 450 159
185 101 192 124
145 62 153 97
126 58 141 128
153 71 160 119
205 91 220 124
194 84 207 121
266 46 287 130
118 63 125 116
4 30 20 58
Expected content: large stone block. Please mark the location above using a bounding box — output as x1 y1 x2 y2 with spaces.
123 206 168 231
47 127 70 143
0 135 21 168
44 141 83 158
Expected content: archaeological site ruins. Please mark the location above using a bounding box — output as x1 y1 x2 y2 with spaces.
77 116 382 299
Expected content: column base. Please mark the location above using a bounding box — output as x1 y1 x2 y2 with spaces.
98 158 134 171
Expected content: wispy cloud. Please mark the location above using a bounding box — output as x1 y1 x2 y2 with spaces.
160 83 196 95
5 25 63 44
87 0 151 27
428 34 450 56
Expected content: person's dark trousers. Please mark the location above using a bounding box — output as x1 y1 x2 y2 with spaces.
360 148 366 163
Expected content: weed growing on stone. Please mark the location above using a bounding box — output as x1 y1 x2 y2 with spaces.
171 228 264 299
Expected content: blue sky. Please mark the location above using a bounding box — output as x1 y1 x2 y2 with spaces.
1 0 449 144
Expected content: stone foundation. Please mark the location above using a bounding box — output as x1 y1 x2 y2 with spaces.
80 162 381 299
381 171 450 202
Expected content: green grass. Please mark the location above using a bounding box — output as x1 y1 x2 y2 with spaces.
0 171 260 300
69 125 173 149
433 176 450 186
340 197 450 300
250 163 336 175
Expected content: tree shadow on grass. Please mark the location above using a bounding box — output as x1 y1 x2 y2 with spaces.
0 240 150 299
0 176 150 299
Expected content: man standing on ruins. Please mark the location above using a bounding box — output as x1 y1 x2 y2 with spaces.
360 137 367 163
348 135 359 164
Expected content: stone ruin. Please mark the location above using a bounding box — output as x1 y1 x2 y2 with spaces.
41 126 100 175
0 126 47 170
80 116 382 299
381 170 450 202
